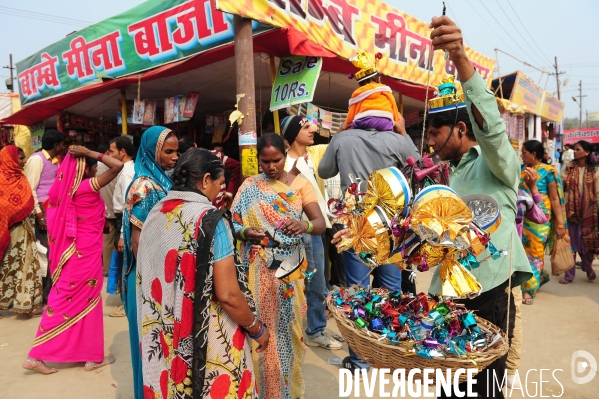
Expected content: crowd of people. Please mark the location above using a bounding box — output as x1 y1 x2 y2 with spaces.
0 14 596 399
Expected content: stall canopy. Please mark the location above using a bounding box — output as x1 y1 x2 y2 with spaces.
2 0 495 126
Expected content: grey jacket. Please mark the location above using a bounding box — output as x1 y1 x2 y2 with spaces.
318 129 421 194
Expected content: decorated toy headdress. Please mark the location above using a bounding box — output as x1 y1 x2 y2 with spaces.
348 50 383 82
428 76 467 114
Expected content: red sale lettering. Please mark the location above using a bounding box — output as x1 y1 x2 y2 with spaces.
128 0 232 62
18 52 61 100
62 30 125 82
371 12 433 71
268 0 360 45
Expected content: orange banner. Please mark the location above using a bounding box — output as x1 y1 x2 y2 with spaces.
215 0 495 88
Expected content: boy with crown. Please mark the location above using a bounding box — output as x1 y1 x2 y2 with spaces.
338 50 403 134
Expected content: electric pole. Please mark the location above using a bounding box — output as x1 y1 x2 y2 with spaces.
572 80 587 129
553 56 565 100
3 54 15 93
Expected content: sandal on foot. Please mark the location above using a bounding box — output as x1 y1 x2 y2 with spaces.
22 358 58 374
25 307 43 318
559 278 572 284
521 294 534 305
587 270 596 281
84 355 116 371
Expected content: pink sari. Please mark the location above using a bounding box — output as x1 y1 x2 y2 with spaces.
28 154 105 363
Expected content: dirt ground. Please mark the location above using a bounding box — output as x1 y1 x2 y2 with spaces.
1 258 598 398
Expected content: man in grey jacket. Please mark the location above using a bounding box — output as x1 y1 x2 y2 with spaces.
318 117 420 372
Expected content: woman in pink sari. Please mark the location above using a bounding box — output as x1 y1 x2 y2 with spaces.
23 146 123 374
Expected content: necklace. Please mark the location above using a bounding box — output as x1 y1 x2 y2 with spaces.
285 172 289 185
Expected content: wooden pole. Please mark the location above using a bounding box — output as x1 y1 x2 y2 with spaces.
234 15 257 178
269 55 281 135
397 91 403 115
121 88 128 135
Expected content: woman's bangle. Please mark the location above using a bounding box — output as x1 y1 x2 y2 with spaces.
239 227 248 240
557 224 565 228
243 316 257 330
305 220 313 234
97 153 104 162
248 322 267 340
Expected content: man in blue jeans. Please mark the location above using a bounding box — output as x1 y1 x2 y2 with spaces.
303 233 342 349
319 112 420 371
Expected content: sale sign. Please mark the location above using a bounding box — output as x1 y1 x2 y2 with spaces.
270 56 322 111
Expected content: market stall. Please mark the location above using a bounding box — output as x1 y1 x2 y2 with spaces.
1 0 494 163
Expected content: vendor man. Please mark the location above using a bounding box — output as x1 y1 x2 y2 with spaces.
333 15 531 399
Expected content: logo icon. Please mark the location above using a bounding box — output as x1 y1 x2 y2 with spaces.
571 350 598 384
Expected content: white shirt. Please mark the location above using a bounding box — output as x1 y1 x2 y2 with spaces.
113 160 135 215
562 148 574 163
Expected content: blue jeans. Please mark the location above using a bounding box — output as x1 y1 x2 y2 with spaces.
303 233 328 338
342 249 402 370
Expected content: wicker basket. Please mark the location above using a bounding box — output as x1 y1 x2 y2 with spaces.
328 300 509 384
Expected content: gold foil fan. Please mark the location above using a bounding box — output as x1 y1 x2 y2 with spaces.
364 167 412 218
410 185 472 250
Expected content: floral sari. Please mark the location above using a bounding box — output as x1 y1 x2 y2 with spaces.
231 174 315 399
28 154 105 362
519 164 564 296
123 126 174 399
0 145 41 314
138 189 257 399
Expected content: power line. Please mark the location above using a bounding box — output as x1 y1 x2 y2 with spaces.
494 48 547 75
478 1 545 67
0 6 93 24
464 0 514 53
0 8 91 27
504 0 553 66
493 0 548 67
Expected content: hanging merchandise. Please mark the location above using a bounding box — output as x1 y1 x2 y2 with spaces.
117 99 134 125
132 99 145 125
183 92 199 118
176 95 189 122
143 100 156 126
212 116 225 143
164 97 176 124
205 115 215 135
290 103 347 137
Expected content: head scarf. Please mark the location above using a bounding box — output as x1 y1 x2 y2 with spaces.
44 153 86 282
281 115 307 146
133 126 174 191
0 145 35 256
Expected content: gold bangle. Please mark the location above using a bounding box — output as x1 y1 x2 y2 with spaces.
557 225 565 228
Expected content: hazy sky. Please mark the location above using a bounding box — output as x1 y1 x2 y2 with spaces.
1 0 597 119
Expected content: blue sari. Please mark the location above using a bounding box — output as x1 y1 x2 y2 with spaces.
122 126 173 399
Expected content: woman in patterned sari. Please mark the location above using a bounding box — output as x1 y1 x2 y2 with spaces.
137 149 269 399
123 126 179 398
0 146 41 317
519 140 566 305
22 146 122 374
560 140 599 283
231 133 326 399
